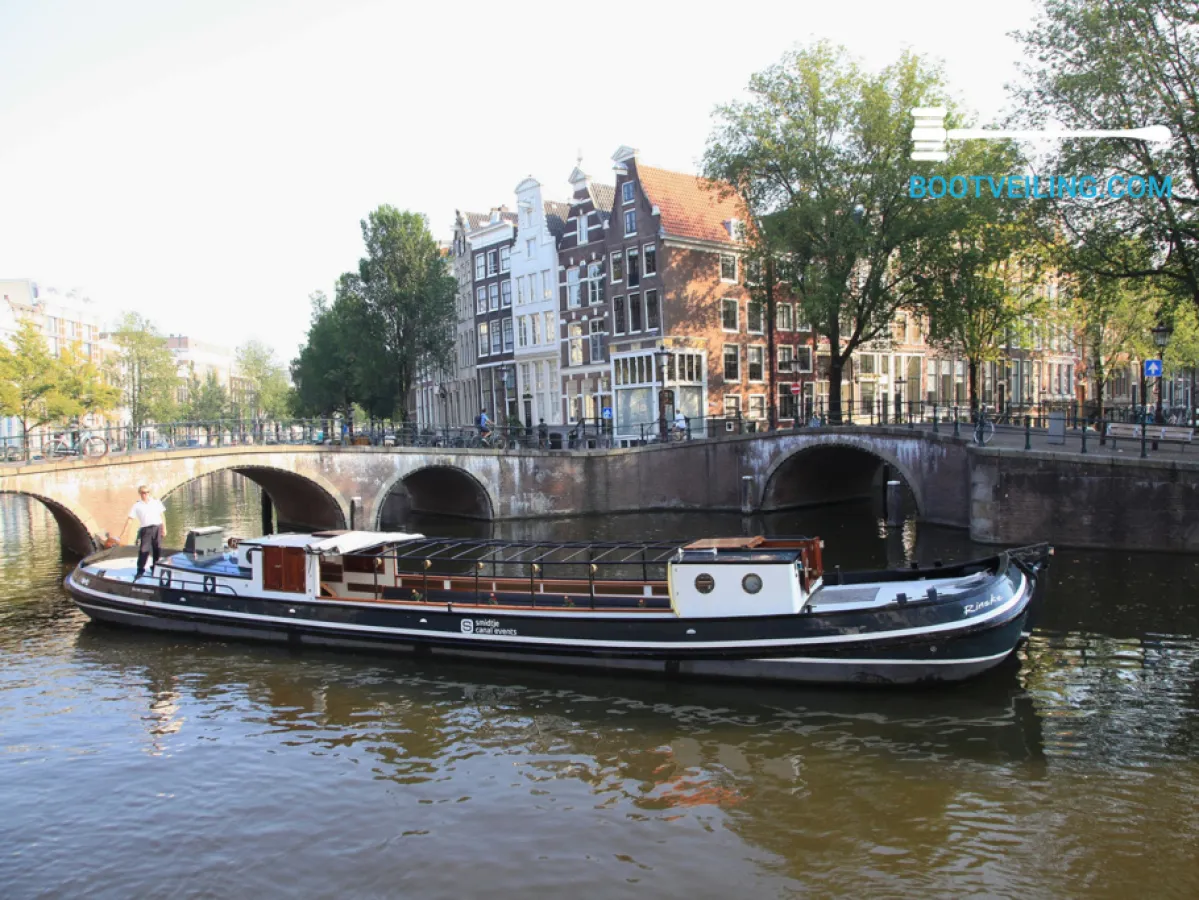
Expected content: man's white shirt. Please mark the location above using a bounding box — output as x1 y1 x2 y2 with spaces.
128 499 166 528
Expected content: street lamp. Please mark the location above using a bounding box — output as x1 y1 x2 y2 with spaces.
894 377 905 424
1152 320 1173 426
655 343 671 441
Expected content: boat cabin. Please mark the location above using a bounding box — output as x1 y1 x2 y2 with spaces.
174 528 825 619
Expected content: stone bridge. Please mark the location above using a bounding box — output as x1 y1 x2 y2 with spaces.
0 427 969 556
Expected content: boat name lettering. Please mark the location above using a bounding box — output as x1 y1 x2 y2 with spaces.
461 617 518 636
963 593 1003 616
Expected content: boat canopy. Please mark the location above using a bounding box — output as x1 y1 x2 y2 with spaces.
309 531 425 555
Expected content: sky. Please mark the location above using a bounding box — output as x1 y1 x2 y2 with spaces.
0 0 1041 363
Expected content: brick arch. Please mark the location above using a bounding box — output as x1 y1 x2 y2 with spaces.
759 437 925 515
371 464 496 527
158 463 349 532
0 489 101 557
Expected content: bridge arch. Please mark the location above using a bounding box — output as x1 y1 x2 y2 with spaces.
760 438 924 515
0 489 101 557
159 464 349 533
373 465 496 528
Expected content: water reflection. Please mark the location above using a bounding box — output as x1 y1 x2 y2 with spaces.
3 476 1199 897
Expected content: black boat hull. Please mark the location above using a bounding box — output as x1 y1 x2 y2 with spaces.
65 559 1039 686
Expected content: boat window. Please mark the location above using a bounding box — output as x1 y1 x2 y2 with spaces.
694 574 715 594
742 574 763 594
343 555 383 573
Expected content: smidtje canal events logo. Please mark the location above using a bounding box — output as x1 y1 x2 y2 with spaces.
908 107 1173 200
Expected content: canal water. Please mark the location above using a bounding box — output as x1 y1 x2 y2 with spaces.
2 473 1197 898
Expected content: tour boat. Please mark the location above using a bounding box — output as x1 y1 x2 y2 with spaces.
64 528 1052 686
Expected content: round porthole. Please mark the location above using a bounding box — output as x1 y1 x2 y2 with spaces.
694 573 715 594
742 573 763 594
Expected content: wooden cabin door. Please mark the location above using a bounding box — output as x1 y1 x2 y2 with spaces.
263 546 284 590
263 546 307 593
282 547 307 593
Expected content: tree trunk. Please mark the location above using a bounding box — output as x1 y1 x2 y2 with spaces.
766 258 777 430
968 357 980 415
828 318 843 424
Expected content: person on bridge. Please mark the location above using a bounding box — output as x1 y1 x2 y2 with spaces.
118 485 167 580
476 409 493 443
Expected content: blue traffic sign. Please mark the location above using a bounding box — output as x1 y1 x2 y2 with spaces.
1144 359 1164 378
601 406 613 419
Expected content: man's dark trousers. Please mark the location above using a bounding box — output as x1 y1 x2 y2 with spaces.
136 525 162 578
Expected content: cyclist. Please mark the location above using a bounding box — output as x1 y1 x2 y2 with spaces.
973 406 994 445
672 411 688 441
476 409 493 446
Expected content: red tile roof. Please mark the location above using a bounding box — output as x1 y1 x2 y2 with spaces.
636 165 747 244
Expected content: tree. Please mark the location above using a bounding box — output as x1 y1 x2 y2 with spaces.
0 320 70 454
56 339 121 424
291 287 373 419
704 42 968 422
106 312 179 431
915 144 1051 413
185 370 230 423
1068 262 1160 425
355 206 457 421
234 340 291 421
1012 0 1199 310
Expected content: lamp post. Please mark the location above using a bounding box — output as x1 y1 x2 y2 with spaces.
893 377 905 424
1152 321 1172 425
496 365 510 431
655 343 671 441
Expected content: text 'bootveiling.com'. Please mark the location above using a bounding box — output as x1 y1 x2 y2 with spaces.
909 174 1173 200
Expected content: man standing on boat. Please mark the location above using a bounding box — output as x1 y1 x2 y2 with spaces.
117 485 167 580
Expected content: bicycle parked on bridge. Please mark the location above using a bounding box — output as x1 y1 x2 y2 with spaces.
49 428 109 459
973 408 996 446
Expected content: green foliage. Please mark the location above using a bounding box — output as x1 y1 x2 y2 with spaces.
915 142 1051 409
235 340 292 420
703 42 968 421
106 312 179 430
185 370 230 422
355 206 457 421
0 320 119 450
291 208 456 421
1013 0 1199 309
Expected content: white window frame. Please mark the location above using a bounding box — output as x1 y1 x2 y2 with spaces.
610 251 624 282
474 254 485 281
587 263 602 305
478 322 489 357
776 302 793 331
622 181 635 204
544 311 554 344
613 296 626 336
747 394 767 420
747 300 764 335
526 238 535 259
645 288 660 331
777 346 794 373
487 250 498 275
628 292 642 333
530 313 541 346
567 268 581 308
747 345 765 382
795 345 813 373
624 210 636 236
589 319 604 363
723 344 740 381
516 277 526 306
643 244 657 277
721 298 739 333
723 394 741 416
490 320 502 354
501 280 512 308
500 246 511 273
720 254 737 283
502 319 514 352
626 247 640 288
476 287 487 315
489 283 499 311
577 213 587 245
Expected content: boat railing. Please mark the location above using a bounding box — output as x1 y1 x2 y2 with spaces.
333 535 822 610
